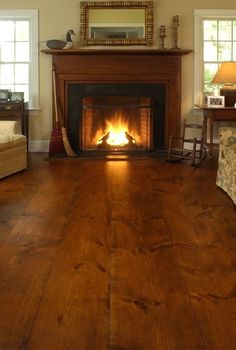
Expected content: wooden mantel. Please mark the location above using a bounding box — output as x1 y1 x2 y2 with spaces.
42 48 192 149
42 48 192 56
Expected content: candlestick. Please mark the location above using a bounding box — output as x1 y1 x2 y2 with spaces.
172 15 180 49
173 15 179 27
158 25 167 49
159 25 166 36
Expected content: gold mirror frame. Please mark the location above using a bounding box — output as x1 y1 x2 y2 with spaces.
80 1 153 46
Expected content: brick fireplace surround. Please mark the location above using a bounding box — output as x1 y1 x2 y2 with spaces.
43 49 191 155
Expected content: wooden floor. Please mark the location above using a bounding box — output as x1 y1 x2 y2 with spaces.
0 153 236 350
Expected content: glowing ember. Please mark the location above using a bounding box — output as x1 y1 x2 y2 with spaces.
96 115 137 148
101 131 129 146
108 131 129 146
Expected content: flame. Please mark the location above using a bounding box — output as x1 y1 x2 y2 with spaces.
97 114 136 147
106 131 129 146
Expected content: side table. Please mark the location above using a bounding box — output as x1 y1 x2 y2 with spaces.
195 104 236 157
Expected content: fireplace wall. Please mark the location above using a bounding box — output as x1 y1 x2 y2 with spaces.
43 48 192 153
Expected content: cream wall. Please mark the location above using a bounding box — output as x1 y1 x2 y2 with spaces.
0 0 236 151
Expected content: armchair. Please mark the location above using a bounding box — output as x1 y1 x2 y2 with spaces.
216 127 236 204
0 120 27 179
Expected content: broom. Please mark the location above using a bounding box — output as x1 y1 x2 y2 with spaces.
57 98 77 157
48 69 65 156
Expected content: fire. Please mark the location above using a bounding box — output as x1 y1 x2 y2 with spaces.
97 115 136 147
106 131 129 146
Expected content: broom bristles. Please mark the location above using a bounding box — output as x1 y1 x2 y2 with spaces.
62 127 77 157
49 127 65 155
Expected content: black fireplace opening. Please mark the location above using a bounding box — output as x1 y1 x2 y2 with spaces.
68 83 165 155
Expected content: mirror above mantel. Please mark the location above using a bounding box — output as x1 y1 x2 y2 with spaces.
80 1 153 46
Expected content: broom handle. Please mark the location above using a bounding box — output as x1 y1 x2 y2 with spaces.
57 98 64 127
52 69 59 125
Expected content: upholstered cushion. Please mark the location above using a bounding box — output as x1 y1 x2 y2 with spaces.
0 120 19 134
0 120 27 179
216 127 236 204
0 134 26 151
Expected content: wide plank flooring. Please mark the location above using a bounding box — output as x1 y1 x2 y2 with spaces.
0 153 236 350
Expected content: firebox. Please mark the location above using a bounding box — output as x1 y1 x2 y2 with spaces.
82 96 152 151
68 83 165 156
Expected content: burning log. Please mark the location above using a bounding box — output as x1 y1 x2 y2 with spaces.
97 131 139 150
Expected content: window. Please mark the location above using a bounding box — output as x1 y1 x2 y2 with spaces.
0 10 38 109
194 9 236 104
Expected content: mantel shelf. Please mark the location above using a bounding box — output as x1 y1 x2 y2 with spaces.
41 48 193 56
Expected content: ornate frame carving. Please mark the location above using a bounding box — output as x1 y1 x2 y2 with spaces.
80 1 153 46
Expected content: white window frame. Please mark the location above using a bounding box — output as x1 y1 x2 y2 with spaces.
0 9 39 110
194 9 236 105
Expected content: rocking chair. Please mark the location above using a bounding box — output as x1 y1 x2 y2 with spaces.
167 119 207 167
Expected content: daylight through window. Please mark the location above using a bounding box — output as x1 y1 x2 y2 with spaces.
203 19 236 96
0 10 38 109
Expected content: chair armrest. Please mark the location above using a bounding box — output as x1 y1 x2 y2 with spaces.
0 120 20 135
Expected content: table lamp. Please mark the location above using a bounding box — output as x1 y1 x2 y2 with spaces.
211 62 236 107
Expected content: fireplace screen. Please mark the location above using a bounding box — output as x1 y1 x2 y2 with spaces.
80 96 153 151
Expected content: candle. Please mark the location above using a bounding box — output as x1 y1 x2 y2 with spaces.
173 15 179 26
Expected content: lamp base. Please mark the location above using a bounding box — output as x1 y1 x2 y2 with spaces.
220 86 236 107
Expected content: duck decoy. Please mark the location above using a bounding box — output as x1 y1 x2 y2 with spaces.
46 29 75 49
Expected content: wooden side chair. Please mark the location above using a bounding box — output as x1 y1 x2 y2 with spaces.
167 119 207 167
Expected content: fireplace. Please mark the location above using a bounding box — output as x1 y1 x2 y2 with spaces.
42 48 192 157
82 96 152 151
68 83 165 155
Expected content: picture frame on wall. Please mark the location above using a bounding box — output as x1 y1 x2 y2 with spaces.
10 92 24 102
207 95 225 108
0 89 10 102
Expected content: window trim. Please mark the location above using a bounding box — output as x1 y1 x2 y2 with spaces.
0 9 39 110
194 9 236 105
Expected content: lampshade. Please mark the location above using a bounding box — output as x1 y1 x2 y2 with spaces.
211 62 236 107
211 62 236 84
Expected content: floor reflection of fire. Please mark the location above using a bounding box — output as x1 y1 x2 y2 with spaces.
96 114 140 150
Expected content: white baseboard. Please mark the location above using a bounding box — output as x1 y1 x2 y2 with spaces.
29 140 49 152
